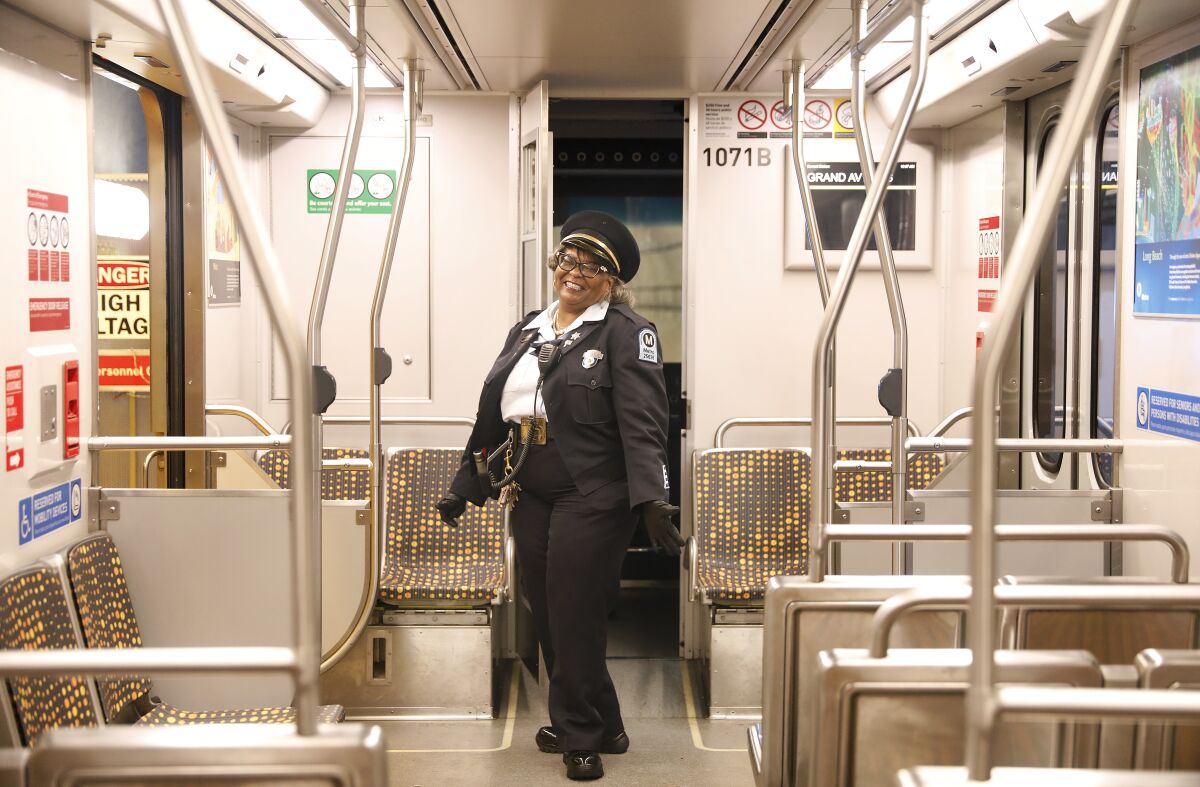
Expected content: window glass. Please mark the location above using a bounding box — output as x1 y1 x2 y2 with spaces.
1092 105 1119 485
1032 124 1069 472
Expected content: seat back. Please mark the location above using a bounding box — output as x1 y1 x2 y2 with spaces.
1136 649 1200 771
757 575 967 787
834 448 945 503
258 448 369 500
811 648 1102 786
0 562 101 747
380 448 505 604
692 448 811 602
64 533 153 723
1001 577 1200 664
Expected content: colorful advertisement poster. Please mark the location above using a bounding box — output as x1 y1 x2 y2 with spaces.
306 169 397 214
1134 43 1200 317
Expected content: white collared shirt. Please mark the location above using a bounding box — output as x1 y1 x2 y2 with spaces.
500 299 609 423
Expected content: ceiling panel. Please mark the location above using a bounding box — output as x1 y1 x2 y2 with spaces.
443 0 775 93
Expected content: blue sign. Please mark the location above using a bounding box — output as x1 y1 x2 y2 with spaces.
18 479 82 546
1132 239 1200 317
1136 387 1200 444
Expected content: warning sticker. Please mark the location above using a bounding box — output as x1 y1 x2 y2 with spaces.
98 351 151 392
18 479 82 545
29 298 70 332
98 259 150 339
978 216 1000 279
702 99 736 139
5 366 23 473
834 98 856 139
738 100 768 130
770 100 793 130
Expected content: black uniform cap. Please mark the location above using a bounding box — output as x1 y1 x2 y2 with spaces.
560 210 641 282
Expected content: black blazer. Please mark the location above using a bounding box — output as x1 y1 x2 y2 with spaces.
451 303 670 512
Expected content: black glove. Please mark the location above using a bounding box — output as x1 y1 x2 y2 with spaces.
640 500 684 557
436 492 466 527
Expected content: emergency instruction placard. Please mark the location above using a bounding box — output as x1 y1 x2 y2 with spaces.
4 366 22 472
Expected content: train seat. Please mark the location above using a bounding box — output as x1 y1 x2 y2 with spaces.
0 564 101 747
258 448 370 500
62 533 346 726
833 448 945 503
1135 649 1200 770
809 648 1103 786
319 448 509 720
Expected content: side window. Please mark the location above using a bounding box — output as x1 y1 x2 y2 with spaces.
1091 105 1119 485
1032 123 1069 472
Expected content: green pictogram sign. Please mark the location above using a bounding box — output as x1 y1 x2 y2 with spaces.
306 169 397 214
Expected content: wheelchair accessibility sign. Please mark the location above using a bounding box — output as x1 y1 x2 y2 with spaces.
18 479 82 545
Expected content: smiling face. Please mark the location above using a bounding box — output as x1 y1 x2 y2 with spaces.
553 245 613 313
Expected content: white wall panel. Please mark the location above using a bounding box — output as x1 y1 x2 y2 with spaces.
0 8 94 573
1117 24 1200 582
222 94 516 448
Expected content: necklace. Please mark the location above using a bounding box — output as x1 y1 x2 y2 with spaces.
552 312 570 336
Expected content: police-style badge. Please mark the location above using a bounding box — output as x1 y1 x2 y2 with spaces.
582 349 604 369
637 328 659 363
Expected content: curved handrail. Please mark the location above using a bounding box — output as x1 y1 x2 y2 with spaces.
205 404 279 436
713 416 921 448
928 406 973 438
852 0 909 543
808 0 930 583
963 0 1138 775
154 0 319 733
324 61 423 674
870 582 1200 659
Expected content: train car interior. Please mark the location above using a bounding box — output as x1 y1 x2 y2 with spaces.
1 0 1199 783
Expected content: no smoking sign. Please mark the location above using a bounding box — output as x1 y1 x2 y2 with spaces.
738 100 767 130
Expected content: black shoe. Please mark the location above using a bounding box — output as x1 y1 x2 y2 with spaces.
564 751 603 780
537 727 630 754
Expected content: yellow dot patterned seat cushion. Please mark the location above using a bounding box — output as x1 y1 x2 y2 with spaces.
693 449 812 603
0 565 99 747
258 448 369 500
137 701 344 726
66 533 345 727
379 449 505 604
833 448 945 503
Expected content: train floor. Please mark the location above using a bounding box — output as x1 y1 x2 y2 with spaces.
380 586 754 786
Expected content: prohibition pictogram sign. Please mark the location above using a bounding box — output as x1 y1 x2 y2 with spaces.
770 100 793 130
738 100 767 130
803 99 832 130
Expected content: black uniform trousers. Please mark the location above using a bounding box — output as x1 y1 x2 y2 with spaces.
510 437 637 752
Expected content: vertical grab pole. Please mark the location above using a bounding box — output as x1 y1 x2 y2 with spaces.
154 0 320 733
808 0 930 582
320 61 421 672
851 0 910 571
964 0 1136 777
787 62 838 547
306 0 368 667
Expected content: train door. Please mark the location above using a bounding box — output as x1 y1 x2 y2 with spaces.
1021 77 1120 492
548 99 686 657
520 81 553 314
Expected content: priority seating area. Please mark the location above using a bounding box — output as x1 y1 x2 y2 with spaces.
0 532 344 750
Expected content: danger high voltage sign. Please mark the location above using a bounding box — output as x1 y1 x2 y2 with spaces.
97 258 149 339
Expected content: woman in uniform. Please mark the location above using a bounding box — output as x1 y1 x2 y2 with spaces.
436 210 684 781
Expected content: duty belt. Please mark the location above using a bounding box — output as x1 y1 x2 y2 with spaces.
516 416 549 446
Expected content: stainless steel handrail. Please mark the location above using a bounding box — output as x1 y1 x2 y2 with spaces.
826 523 1189 584
283 415 475 435
303 0 367 676
995 686 1200 721
809 0 931 583
154 0 319 733
0 647 296 675
870 582 1200 658
91 436 290 450
205 404 279 436
713 416 921 448
325 61 422 673
852 0 910 566
927 406 975 437
833 460 894 472
853 0 911 57
908 437 1122 453
296 0 360 53
963 0 1137 775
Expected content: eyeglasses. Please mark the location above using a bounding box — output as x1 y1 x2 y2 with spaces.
554 249 609 279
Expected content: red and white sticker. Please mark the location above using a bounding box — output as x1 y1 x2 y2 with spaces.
978 216 1000 280
977 289 998 312
26 189 70 283
29 298 70 332
737 100 767 130
98 351 151 391
5 366 23 472
803 99 832 131
770 100 793 130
